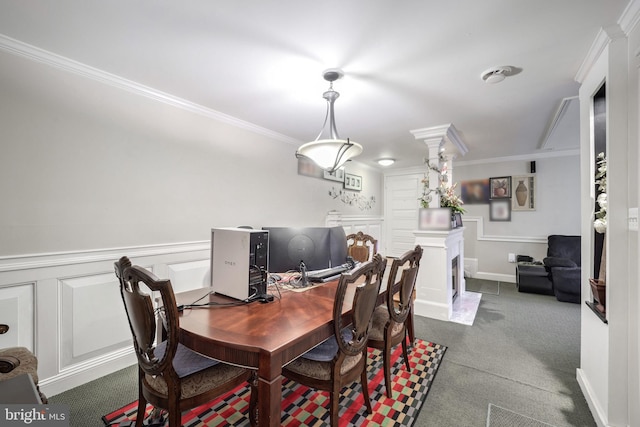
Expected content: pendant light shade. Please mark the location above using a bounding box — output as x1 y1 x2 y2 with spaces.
296 69 362 172
296 139 363 170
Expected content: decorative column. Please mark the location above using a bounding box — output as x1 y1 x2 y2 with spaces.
409 124 469 322
410 124 467 208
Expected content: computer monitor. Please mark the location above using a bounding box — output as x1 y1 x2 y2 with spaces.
262 226 349 273
328 226 348 268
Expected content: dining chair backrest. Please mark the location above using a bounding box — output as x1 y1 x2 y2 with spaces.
334 253 386 356
115 257 179 378
386 245 423 326
346 232 378 263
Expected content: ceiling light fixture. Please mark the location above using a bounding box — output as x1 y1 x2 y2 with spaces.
481 66 513 84
377 158 395 167
295 69 362 172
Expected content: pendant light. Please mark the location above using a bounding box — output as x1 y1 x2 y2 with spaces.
295 69 362 172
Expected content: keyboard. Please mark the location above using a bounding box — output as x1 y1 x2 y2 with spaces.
306 265 350 283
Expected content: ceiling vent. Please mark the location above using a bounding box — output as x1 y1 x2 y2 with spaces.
481 66 513 84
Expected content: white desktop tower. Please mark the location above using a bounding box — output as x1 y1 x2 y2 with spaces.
210 227 269 300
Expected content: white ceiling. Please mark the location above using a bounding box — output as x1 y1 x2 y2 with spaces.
0 1 630 169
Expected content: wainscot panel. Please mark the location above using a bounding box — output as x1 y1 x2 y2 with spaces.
0 241 210 396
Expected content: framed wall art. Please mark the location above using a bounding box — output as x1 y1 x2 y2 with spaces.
490 199 511 221
490 176 511 199
453 212 463 228
511 174 536 211
297 156 323 178
344 173 362 191
461 179 490 204
323 168 345 183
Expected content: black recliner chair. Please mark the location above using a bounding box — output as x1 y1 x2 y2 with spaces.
543 235 581 303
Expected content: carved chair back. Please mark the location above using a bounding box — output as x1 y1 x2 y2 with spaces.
386 245 423 325
346 232 378 263
334 253 386 358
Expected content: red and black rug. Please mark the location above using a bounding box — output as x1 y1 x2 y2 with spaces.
103 339 446 427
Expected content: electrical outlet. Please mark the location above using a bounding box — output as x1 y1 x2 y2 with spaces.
629 207 638 231
508 253 516 263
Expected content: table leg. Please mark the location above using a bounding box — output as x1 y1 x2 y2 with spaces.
258 353 283 427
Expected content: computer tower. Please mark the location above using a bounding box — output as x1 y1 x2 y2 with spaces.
210 227 269 300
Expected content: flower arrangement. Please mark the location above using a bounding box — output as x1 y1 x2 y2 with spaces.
440 182 465 214
418 157 465 213
593 152 607 234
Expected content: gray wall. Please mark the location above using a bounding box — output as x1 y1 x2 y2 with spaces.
455 154 581 278
0 51 382 256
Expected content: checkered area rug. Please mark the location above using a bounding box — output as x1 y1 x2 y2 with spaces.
102 339 446 427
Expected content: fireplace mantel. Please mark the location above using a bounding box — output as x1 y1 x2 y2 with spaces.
413 228 465 321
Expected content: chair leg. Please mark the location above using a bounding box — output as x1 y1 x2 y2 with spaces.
360 364 373 415
167 409 180 427
134 398 146 427
329 389 339 427
135 370 146 427
401 332 411 372
383 340 393 398
406 308 415 347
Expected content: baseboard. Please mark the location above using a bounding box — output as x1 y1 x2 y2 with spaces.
413 298 450 321
39 347 137 397
472 271 516 283
577 368 608 427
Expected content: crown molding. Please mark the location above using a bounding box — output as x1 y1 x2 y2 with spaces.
454 148 579 167
575 25 626 83
0 33 300 146
539 96 578 149
618 0 640 34
410 123 468 157
384 148 579 175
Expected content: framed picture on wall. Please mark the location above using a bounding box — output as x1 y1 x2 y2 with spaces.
297 156 323 178
323 168 345 183
461 179 490 204
453 212 463 228
490 176 512 199
344 173 362 191
490 199 511 221
512 174 536 211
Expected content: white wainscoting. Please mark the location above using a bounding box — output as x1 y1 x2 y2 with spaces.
0 241 210 397
461 216 547 283
325 211 385 256
0 282 35 349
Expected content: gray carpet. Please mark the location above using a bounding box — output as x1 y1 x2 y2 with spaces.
50 364 137 427
51 279 595 427
413 279 594 427
487 404 556 427
466 277 500 295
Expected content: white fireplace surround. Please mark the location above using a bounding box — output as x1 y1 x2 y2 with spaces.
413 228 465 321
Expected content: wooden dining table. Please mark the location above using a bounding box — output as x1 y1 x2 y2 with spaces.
176 278 389 427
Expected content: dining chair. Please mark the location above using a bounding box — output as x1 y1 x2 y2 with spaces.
114 256 257 427
367 245 423 398
0 340 47 403
282 254 386 426
346 231 378 263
